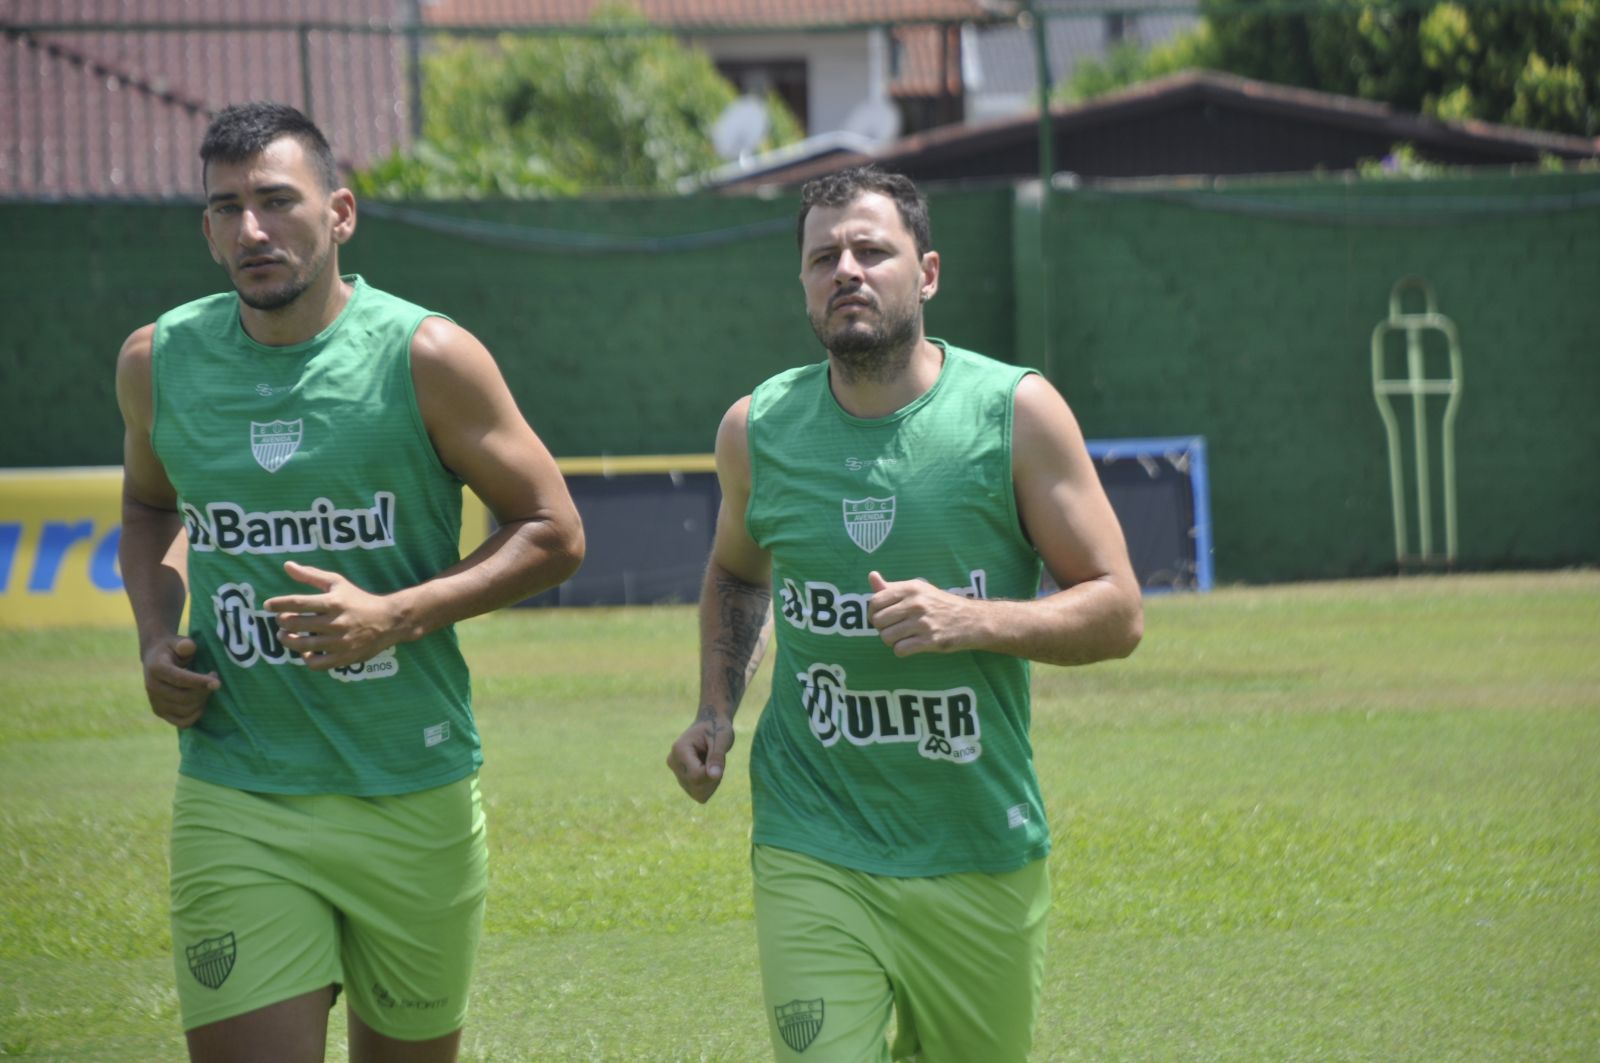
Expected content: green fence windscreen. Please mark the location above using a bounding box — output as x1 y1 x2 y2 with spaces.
1046 173 1600 581
3 172 1595 582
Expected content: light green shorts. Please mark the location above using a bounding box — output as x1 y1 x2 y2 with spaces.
170 772 488 1039
752 844 1050 1063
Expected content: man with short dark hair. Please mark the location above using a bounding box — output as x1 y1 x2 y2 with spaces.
117 101 585 1063
668 166 1142 1061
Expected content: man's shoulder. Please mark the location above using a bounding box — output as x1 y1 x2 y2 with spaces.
934 339 1033 379
340 276 441 326
933 341 1039 412
154 289 236 330
352 276 431 315
751 360 827 407
758 359 827 389
747 362 829 435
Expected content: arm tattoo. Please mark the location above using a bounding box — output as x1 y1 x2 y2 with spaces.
708 572 772 715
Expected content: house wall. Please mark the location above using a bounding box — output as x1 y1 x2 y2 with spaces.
689 31 886 135
969 12 1200 122
4 173 1595 583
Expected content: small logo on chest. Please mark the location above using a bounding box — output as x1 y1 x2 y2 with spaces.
842 496 895 553
250 419 303 473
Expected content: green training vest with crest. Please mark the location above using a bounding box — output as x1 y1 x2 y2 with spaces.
745 341 1048 877
150 275 478 796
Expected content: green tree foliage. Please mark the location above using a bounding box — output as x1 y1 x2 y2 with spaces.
1058 0 1599 137
1063 37 1198 102
354 8 802 198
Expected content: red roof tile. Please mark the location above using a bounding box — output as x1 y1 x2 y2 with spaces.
419 0 996 27
5 0 1000 198
5 2 414 198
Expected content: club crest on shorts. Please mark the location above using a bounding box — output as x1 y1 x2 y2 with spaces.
842 496 895 553
186 931 236 990
775 998 824 1053
250 419 302 473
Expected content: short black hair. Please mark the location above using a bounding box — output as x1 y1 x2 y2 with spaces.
199 102 339 193
796 166 931 257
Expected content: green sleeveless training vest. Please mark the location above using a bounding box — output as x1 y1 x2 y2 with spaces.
150 275 479 796
745 341 1049 876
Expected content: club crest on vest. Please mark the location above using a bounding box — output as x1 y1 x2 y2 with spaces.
842 496 895 553
250 419 303 473
775 997 824 1052
186 931 236 989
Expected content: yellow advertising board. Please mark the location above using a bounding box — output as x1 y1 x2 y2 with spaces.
0 468 131 628
0 467 499 630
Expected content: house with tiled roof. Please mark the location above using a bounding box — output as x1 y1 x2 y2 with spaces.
420 0 1010 150
3 0 1018 199
3 0 417 199
714 69 1600 190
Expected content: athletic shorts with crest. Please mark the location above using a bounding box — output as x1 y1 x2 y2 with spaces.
752 844 1049 1063
169 772 488 1039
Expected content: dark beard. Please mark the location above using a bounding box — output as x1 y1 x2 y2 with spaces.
237 279 310 312
809 300 921 386
231 246 330 312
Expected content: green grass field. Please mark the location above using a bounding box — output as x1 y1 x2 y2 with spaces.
2 571 1597 1061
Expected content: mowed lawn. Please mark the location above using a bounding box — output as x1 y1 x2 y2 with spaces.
1 571 1596 1061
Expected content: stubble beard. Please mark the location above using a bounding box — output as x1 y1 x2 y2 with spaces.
231 242 332 313
810 298 922 386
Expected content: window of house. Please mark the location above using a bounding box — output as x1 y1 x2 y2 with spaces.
715 59 809 133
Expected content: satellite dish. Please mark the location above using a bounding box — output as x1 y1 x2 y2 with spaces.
842 97 901 145
712 96 770 162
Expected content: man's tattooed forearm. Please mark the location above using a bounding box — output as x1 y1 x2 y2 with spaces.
696 703 733 732
711 574 772 707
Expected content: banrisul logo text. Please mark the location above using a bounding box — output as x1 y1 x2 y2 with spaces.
781 570 990 637
796 662 981 764
212 581 399 682
183 493 396 555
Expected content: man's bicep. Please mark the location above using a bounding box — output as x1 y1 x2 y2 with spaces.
1023 470 1134 591
709 492 769 587
708 396 770 587
122 427 179 510
456 417 571 528
413 320 574 525
116 324 178 510
1013 377 1136 590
